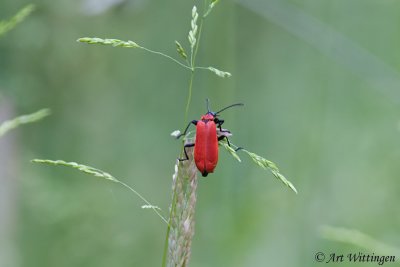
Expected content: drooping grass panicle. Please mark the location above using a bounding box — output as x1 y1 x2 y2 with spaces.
78 37 139 48
219 141 241 162
31 159 117 181
0 4 35 37
220 141 297 194
204 66 232 78
0 108 50 138
31 159 169 225
242 149 297 193
78 37 191 70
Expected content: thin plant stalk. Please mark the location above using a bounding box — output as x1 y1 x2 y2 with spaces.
162 4 205 266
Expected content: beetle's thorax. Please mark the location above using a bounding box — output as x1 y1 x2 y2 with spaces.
200 113 215 122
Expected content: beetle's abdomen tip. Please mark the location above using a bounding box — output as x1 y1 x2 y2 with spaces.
202 171 209 177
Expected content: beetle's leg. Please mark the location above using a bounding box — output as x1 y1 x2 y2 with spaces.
218 135 231 146
176 120 198 139
215 118 226 131
218 135 243 152
215 118 232 134
215 118 224 126
178 143 195 161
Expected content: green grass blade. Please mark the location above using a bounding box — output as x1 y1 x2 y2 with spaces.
0 4 35 37
0 108 50 138
320 225 400 257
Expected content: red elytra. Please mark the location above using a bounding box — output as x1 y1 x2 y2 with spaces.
177 100 243 177
194 113 219 176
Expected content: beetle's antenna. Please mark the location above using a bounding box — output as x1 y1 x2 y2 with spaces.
215 103 244 115
206 98 211 113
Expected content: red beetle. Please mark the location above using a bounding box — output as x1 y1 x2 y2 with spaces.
177 99 243 177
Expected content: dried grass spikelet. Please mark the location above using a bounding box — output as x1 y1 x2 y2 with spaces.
168 141 198 267
188 6 198 49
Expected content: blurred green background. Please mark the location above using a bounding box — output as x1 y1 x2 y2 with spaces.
1 0 400 266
